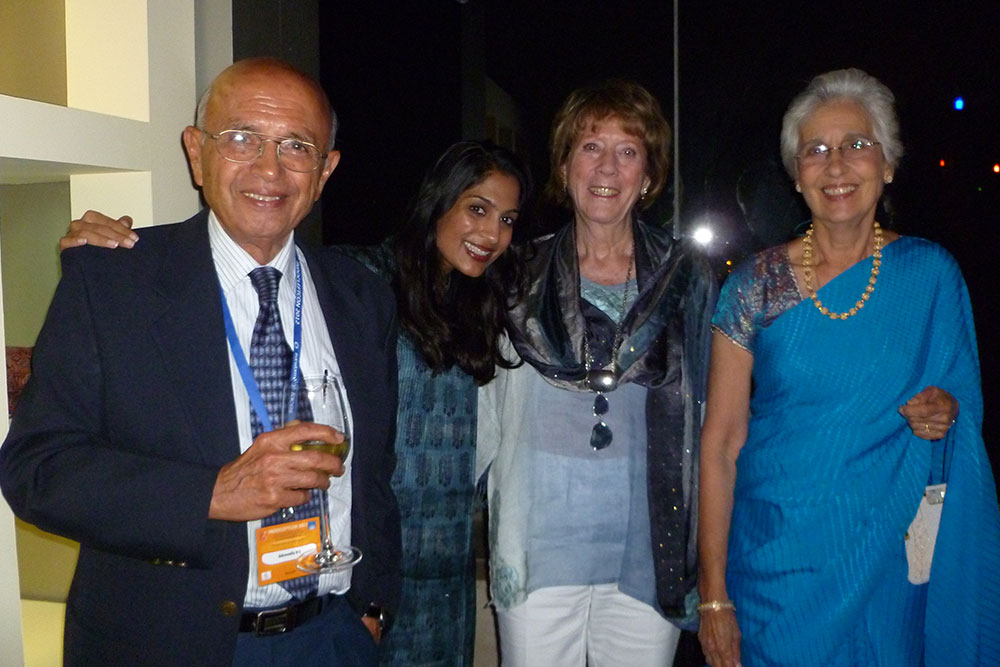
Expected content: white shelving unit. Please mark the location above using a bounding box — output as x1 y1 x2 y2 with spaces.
0 2 232 663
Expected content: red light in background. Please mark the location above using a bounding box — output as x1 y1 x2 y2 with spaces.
994 164 1000 174
939 159 946 167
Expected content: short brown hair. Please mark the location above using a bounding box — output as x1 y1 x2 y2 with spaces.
546 80 672 210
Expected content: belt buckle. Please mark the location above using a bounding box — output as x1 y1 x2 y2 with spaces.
252 605 297 636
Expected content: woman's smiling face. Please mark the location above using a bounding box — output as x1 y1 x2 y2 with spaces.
561 116 650 231
796 99 893 229
435 170 520 277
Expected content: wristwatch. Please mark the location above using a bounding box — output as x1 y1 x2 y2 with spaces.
362 603 393 634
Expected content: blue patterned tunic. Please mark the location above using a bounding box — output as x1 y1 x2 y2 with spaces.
344 242 477 666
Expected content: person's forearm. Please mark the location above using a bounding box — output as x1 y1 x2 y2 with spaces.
699 448 738 601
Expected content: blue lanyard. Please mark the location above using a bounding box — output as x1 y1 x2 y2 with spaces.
219 251 304 433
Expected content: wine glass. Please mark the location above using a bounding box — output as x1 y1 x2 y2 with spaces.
288 372 363 573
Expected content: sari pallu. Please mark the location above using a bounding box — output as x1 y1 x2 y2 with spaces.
718 237 1000 665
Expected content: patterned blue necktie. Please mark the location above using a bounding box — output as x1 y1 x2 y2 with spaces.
249 266 320 599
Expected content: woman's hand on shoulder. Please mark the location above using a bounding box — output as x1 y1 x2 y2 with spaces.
899 385 959 441
60 210 138 251
699 606 742 667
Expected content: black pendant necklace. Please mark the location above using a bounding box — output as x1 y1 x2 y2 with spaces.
583 243 634 451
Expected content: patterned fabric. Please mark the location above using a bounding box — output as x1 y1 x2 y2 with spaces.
345 242 478 666
486 220 716 618
713 237 1000 665
710 244 800 352
250 266 320 599
248 267 291 437
5 346 32 414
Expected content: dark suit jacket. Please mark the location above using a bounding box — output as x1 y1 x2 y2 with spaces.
0 211 401 666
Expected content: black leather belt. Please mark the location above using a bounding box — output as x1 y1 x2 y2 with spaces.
239 594 335 636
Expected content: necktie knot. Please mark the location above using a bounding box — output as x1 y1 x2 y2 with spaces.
249 267 281 305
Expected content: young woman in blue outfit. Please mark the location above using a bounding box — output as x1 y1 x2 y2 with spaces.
345 141 529 666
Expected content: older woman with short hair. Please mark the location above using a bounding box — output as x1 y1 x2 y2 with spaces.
478 79 715 666
698 68 1000 666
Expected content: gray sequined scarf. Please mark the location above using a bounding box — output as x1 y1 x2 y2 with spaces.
506 219 716 618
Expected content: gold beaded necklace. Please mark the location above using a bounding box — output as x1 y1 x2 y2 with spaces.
801 221 883 320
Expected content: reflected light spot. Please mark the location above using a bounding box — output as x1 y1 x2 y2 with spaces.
692 226 714 245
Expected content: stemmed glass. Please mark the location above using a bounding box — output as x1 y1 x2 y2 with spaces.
286 372 363 573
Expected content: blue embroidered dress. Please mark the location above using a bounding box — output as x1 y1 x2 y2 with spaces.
346 242 477 666
713 237 1000 665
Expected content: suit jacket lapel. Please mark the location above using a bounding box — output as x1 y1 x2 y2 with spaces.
148 213 241 467
300 245 375 451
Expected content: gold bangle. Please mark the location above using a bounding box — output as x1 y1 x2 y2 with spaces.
697 600 735 613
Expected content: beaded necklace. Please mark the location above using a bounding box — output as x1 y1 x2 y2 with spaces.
801 221 882 320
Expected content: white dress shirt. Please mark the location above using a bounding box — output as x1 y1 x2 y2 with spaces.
207 212 352 607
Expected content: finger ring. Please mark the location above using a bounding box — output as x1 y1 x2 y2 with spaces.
924 423 930 433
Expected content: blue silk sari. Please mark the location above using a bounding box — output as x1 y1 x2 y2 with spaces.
714 237 1000 665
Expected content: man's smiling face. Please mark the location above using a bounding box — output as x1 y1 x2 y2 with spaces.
182 60 340 263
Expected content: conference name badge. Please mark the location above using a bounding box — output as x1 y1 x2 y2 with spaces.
256 517 321 585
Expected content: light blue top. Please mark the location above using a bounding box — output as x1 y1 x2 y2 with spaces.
521 278 658 610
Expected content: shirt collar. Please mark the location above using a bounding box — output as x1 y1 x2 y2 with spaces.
207 210 296 294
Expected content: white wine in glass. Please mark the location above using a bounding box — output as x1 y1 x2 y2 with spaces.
291 372 362 573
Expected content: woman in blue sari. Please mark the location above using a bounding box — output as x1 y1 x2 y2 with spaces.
698 68 1000 666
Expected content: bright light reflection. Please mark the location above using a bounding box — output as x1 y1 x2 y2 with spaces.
692 226 714 245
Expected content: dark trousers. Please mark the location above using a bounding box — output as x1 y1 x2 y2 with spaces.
233 596 377 666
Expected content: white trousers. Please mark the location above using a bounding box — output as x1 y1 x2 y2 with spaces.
496 584 681 666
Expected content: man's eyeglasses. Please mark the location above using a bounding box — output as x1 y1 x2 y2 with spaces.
205 129 325 173
796 137 881 168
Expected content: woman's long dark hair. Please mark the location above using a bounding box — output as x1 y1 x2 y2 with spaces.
394 141 531 385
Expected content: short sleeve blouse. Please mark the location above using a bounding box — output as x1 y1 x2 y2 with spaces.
711 244 802 353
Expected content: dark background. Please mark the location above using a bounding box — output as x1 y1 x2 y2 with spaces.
308 0 998 476
238 1 997 662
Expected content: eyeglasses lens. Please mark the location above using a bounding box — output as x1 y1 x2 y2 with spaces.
591 393 612 450
215 131 320 172
591 422 612 450
799 139 877 167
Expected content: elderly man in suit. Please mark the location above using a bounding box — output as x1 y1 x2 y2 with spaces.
0 58 400 666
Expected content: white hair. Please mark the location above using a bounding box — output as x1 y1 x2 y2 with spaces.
780 68 902 178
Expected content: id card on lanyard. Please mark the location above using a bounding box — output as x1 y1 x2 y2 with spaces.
219 252 319 585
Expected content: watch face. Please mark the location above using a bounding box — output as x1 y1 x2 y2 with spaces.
364 604 387 629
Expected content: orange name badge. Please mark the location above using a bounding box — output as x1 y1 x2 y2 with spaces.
256 517 321 585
